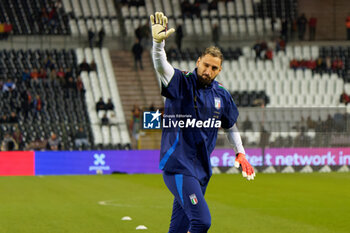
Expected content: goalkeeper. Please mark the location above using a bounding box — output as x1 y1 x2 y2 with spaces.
151 12 255 233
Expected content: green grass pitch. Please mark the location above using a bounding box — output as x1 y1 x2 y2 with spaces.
0 173 349 233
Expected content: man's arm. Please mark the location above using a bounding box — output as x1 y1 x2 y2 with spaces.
150 12 175 87
225 124 255 180
152 41 174 87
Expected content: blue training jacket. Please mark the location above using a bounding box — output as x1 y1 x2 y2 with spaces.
159 68 239 185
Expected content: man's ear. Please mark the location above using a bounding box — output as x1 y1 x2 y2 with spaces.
196 57 201 67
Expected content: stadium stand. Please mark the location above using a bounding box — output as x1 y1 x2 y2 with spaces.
115 0 299 39
76 47 131 149
64 0 120 37
0 0 69 35
0 48 92 150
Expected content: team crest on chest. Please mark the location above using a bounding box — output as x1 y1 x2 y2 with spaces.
214 97 221 110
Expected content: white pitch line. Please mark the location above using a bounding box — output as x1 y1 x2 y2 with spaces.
98 200 134 208
98 200 167 209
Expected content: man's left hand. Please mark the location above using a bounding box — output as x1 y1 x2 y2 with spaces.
234 153 255 180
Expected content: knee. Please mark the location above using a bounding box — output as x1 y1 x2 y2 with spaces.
190 217 211 232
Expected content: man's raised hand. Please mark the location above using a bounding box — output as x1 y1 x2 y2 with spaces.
150 12 175 43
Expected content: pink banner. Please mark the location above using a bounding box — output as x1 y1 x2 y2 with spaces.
210 148 350 166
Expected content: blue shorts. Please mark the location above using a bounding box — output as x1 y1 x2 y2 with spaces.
163 172 211 233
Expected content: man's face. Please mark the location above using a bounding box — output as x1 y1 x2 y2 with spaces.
196 54 222 86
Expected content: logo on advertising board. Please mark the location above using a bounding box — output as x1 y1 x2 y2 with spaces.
89 153 110 172
143 110 162 129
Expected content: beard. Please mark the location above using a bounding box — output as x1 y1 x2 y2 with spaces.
197 74 213 87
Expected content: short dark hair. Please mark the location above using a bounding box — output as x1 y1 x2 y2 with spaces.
201 46 223 64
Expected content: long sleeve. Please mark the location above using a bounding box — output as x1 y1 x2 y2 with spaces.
225 123 246 155
152 41 175 87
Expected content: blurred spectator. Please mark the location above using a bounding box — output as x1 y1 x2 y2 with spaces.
212 24 219 46
130 104 142 142
76 76 85 93
271 17 276 32
49 68 57 82
135 25 143 41
8 112 18 124
1 133 18 151
325 56 332 71
57 67 66 86
21 90 32 118
141 22 151 48
308 16 317 41
2 79 16 92
340 90 350 105
109 112 118 125
297 116 307 132
54 0 63 10
32 95 43 115
74 127 89 148
30 68 39 83
12 127 23 150
260 41 268 51
101 113 109 125
167 45 178 61
181 0 192 17
105 98 114 111
0 23 12 40
44 56 55 70
57 67 65 78
90 60 97 72
275 37 286 52
149 103 156 111
208 0 218 11
306 60 316 70
47 133 61 151
48 5 58 28
79 59 90 73
88 28 95 48
253 41 262 60
65 76 76 90
316 57 324 71
324 114 334 132
132 38 144 70
175 24 183 51
290 59 299 70
41 7 49 25
65 67 73 81
242 116 253 132
259 125 270 151
22 69 31 83
192 0 201 17
346 15 350 40
96 97 106 112
25 137 47 151
306 116 316 129
293 127 309 147
97 27 105 48
332 57 344 71
281 19 289 41
264 48 273 60
0 115 8 123
297 14 307 41
290 18 297 40
39 68 47 79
